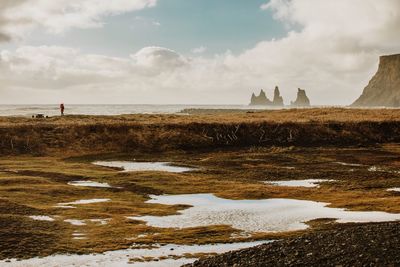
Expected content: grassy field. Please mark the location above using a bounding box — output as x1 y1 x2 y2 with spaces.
0 109 400 260
2 108 400 156
1 145 400 259
2 108 400 126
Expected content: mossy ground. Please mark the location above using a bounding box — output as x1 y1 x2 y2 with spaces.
0 145 399 259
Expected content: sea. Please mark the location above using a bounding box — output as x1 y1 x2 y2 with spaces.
0 104 270 117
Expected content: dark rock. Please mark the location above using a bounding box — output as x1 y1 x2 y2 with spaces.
250 89 273 106
352 54 400 107
291 88 310 107
185 222 400 267
272 86 284 106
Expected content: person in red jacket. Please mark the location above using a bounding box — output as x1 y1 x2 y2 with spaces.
60 103 65 116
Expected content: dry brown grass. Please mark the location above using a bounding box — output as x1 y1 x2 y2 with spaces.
0 145 400 259
1 108 400 260
2 108 400 156
2 108 400 126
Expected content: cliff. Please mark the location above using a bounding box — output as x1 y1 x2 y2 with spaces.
250 90 272 106
352 54 400 107
291 88 310 107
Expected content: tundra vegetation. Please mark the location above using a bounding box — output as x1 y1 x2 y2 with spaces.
0 108 399 260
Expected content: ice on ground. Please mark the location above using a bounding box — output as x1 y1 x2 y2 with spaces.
72 232 87 240
388 188 400 192
265 179 335 188
137 234 148 238
89 218 111 225
64 219 87 226
54 205 76 209
55 198 110 208
334 162 364 167
0 241 267 267
72 232 86 237
128 194 400 233
368 166 383 172
64 218 110 226
28 216 55 222
63 199 110 205
68 180 112 188
368 166 400 174
93 161 194 173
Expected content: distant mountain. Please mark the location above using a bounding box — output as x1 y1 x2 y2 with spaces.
352 54 400 107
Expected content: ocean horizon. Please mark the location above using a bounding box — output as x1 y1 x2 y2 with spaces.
0 104 269 117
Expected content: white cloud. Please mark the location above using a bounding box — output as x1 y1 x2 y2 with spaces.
131 46 188 75
0 0 157 41
0 45 244 104
1 0 400 105
235 0 400 105
191 46 207 54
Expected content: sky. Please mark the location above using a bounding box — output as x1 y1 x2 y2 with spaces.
0 0 399 105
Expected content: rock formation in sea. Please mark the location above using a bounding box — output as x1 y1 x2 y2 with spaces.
250 89 273 106
272 86 284 107
352 54 400 107
291 88 310 107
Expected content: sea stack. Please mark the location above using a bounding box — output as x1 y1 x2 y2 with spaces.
250 89 273 106
352 54 400 107
272 86 284 106
291 88 310 107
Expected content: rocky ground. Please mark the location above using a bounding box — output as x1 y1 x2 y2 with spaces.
186 221 400 267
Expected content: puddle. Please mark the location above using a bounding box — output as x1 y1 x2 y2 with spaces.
93 161 194 173
128 194 400 233
388 188 400 192
335 162 364 167
265 179 335 188
1 241 267 267
68 181 112 188
55 198 110 208
28 216 55 222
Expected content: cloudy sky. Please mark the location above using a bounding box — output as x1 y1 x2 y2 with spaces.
0 0 399 105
